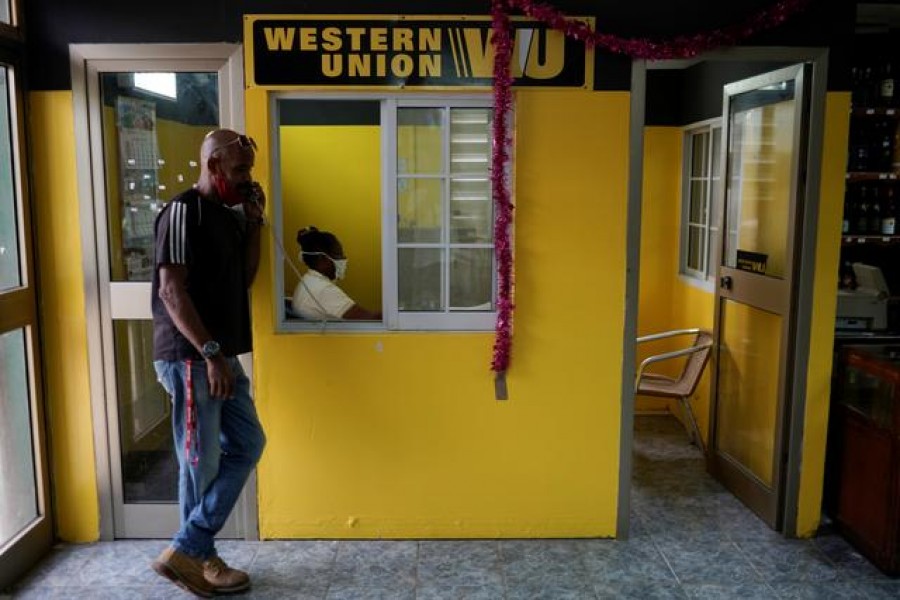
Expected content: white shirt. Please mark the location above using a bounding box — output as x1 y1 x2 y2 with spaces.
291 270 355 320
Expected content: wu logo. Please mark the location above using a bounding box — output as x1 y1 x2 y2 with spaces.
452 27 566 80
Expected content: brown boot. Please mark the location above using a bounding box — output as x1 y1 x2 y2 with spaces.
203 555 251 594
151 546 215 598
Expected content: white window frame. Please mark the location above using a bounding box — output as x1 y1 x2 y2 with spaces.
273 93 507 332
679 118 722 288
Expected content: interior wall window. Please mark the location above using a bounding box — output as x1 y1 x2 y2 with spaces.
392 102 496 330
275 96 503 332
680 122 722 282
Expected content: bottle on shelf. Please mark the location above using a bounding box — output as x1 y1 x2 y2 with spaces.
849 120 872 172
870 185 883 233
861 65 875 107
856 184 870 234
843 186 854 235
877 118 895 172
882 184 897 235
881 62 896 108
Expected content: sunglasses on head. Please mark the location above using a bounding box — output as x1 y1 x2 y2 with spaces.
211 134 257 154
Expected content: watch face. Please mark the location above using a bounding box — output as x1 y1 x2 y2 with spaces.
202 341 220 358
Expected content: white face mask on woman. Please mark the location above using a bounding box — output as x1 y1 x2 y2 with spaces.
301 251 348 280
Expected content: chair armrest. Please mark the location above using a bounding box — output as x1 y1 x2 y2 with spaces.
634 341 713 387
637 328 701 344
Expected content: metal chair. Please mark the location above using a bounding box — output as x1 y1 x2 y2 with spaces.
635 328 714 453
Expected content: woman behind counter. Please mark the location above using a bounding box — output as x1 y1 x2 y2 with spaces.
291 226 382 321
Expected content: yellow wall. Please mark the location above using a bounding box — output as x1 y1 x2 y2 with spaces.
29 91 99 542
280 126 382 312
638 127 716 425
795 92 851 537
247 88 629 538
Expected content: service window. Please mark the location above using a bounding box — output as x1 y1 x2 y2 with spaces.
273 95 504 332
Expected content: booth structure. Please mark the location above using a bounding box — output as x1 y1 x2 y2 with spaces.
9 0 857 559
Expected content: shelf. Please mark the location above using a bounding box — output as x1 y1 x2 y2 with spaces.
846 171 899 181
852 106 900 118
842 234 900 245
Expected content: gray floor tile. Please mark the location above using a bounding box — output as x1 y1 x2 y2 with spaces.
326 584 416 600
331 541 417 589
770 581 900 599
251 540 337 593
417 540 502 587
655 539 763 585
681 582 778 599
594 580 688 599
737 539 842 584
417 582 506 600
581 538 678 585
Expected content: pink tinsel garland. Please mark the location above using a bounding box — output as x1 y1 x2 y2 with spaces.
489 0 812 374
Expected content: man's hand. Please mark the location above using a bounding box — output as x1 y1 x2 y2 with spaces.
206 355 235 398
244 182 266 225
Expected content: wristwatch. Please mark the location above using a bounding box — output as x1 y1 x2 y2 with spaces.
201 340 221 359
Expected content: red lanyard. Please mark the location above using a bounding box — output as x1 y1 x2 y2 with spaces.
184 360 199 466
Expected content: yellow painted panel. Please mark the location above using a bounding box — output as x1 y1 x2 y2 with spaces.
247 89 629 538
28 91 99 542
796 92 851 537
280 126 382 312
717 300 782 487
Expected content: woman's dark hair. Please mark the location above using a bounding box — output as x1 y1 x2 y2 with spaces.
297 226 339 268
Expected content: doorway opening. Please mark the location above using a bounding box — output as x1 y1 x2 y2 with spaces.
622 47 830 540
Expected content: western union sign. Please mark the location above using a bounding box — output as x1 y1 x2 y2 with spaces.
245 15 594 89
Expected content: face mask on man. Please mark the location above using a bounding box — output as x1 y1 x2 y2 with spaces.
213 174 251 207
301 251 349 280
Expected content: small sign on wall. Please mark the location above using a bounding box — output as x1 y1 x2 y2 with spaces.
736 250 768 275
245 15 594 90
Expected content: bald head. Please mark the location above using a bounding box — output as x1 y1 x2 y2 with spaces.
201 129 242 163
196 129 257 200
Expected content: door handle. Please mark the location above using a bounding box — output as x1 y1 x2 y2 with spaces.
719 275 733 290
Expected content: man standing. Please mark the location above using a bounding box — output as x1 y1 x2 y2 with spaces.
150 129 267 597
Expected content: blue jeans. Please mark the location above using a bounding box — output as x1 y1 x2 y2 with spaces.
154 357 266 559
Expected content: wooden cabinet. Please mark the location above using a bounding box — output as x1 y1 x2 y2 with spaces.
827 344 900 574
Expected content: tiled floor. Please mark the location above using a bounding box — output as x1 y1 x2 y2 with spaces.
5 415 900 599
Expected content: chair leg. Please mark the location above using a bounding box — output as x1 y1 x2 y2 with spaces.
681 395 706 455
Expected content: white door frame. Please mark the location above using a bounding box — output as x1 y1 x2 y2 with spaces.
70 43 257 540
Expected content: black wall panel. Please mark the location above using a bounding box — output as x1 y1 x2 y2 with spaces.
24 0 853 92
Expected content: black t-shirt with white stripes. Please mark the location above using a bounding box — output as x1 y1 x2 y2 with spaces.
152 188 252 361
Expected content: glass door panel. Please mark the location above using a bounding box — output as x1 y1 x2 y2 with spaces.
0 328 37 543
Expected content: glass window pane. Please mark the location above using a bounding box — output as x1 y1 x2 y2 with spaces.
688 180 708 224
398 248 444 311
0 2 9 25
690 131 709 177
450 178 492 243
0 328 38 545
100 72 220 282
687 225 703 271
0 67 21 292
398 108 442 175
450 108 491 175
398 178 442 243
450 248 493 310
711 127 722 178
113 320 175 504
